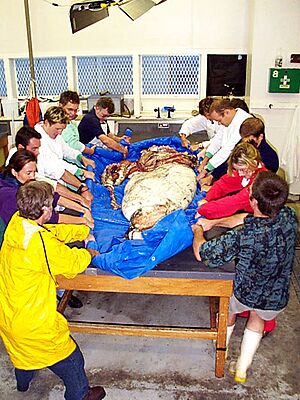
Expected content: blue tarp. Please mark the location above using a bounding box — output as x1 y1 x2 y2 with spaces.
86 136 206 280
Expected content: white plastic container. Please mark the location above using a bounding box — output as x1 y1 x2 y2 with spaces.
1 98 19 119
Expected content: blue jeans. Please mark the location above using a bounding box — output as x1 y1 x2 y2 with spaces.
15 345 89 400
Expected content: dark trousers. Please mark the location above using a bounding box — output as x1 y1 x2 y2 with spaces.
15 345 89 400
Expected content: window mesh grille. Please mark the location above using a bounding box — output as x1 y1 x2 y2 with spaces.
142 55 200 95
76 56 133 96
0 60 7 97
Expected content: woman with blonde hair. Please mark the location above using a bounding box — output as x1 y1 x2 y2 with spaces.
196 142 267 219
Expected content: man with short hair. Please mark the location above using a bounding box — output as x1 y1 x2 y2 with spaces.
198 98 252 181
240 117 279 173
0 181 106 400
192 171 298 383
60 90 95 156
35 106 94 199
78 97 129 157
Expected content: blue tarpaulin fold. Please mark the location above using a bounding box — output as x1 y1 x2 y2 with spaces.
86 136 205 280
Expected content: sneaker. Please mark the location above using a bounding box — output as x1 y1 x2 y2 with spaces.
83 386 106 400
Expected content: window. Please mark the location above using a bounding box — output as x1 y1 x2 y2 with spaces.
15 57 68 97
142 55 200 95
0 60 7 97
76 55 133 96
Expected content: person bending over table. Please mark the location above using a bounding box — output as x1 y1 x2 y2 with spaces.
35 106 95 201
0 181 105 400
240 117 279 173
78 97 129 157
6 126 93 210
198 98 252 185
60 90 96 156
179 97 223 149
196 142 267 220
192 171 298 383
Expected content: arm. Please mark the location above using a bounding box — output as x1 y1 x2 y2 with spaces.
205 174 242 202
58 213 94 229
192 224 207 261
199 187 253 219
196 213 248 231
99 134 128 156
56 183 91 209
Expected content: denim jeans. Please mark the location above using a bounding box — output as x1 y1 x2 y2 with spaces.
15 345 89 400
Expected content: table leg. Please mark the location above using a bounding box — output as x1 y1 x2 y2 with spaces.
215 296 229 378
57 290 73 314
209 296 217 329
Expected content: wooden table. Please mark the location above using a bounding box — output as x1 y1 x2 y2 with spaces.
57 246 234 378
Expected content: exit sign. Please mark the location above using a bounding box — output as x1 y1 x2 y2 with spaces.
269 68 300 93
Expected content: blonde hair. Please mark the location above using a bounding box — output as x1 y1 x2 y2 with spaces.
44 106 70 125
227 142 261 176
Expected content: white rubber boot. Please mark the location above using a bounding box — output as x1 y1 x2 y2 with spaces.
226 324 235 359
235 327 262 383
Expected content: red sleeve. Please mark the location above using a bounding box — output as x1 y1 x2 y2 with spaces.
199 187 253 219
205 174 243 202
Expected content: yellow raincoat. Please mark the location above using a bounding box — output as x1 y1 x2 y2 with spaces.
0 212 91 370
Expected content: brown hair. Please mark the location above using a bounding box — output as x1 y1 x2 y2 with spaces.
198 97 214 116
209 98 234 114
95 97 115 114
227 142 261 176
251 171 288 218
240 117 265 140
44 106 70 126
1 150 36 177
230 98 249 113
59 90 80 106
16 181 54 220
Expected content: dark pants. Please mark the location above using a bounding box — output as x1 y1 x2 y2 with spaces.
15 345 89 400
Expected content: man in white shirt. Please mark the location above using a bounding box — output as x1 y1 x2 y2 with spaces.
198 98 253 181
179 97 224 149
35 106 95 200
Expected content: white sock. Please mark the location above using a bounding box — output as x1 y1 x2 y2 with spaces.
236 328 263 376
226 324 235 347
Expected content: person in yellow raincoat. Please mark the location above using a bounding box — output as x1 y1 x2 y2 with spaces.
0 181 106 400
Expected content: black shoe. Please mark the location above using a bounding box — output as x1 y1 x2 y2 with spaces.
17 383 29 392
57 294 83 309
83 386 106 400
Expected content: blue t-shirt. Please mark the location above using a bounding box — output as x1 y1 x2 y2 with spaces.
78 108 109 144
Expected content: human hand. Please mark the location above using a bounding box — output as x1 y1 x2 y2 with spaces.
82 156 95 169
80 196 91 210
197 199 207 207
191 224 204 262
82 170 95 181
196 218 215 232
81 188 93 202
83 216 94 230
86 248 100 258
83 209 94 225
85 233 96 245
197 169 207 181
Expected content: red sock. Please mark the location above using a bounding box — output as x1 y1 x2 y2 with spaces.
264 319 276 333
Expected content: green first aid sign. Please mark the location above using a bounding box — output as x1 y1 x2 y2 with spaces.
269 68 300 93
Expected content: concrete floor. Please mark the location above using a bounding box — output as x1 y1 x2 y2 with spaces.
1 281 299 400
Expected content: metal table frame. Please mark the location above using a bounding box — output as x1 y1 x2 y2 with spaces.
57 247 234 378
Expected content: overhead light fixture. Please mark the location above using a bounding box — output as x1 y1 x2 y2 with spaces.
118 0 155 21
70 0 167 33
70 2 111 33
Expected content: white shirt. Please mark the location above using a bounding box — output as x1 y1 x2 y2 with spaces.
35 123 82 181
179 114 223 140
206 108 252 170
